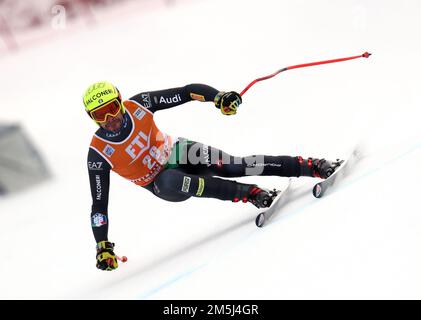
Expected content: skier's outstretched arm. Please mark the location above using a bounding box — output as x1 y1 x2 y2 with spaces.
87 148 119 271
129 83 242 115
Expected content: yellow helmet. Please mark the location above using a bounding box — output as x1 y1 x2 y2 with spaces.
82 81 125 123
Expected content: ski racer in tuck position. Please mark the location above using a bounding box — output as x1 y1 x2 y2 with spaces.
84 81 342 271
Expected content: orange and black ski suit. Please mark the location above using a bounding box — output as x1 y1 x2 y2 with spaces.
88 84 305 242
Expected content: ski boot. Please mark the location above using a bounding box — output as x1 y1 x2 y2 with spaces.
298 156 344 179
233 184 279 208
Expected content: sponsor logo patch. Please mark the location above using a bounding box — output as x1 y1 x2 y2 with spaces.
181 176 191 193
88 161 103 171
85 87 113 106
95 175 102 200
141 93 152 109
125 130 150 161
91 213 107 227
196 177 205 196
105 131 122 138
103 144 115 157
134 108 146 120
190 93 205 102
159 94 182 104
247 163 283 168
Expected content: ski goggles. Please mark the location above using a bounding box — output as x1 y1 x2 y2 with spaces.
89 99 122 123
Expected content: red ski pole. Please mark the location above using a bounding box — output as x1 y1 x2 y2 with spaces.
116 255 128 263
240 51 371 96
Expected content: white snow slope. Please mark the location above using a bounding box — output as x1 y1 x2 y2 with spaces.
1 0 420 299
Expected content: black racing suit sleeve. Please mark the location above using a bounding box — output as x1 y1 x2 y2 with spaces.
88 148 111 243
129 83 220 113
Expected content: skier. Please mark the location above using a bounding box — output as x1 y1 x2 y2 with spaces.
84 81 342 271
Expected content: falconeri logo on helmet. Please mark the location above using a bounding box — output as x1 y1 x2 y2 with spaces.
85 89 114 106
83 81 124 124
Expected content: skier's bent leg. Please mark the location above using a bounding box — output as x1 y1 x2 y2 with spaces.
152 168 274 208
157 164 305 209
144 168 276 208
153 168 240 201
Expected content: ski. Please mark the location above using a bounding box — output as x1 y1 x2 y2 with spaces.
255 178 293 227
312 146 363 198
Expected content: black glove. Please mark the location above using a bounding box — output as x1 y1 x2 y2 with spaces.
96 241 118 271
214 91 242 115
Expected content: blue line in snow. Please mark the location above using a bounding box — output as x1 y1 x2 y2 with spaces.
138 263 207 300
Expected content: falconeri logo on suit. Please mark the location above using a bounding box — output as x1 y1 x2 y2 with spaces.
103 144 115 157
